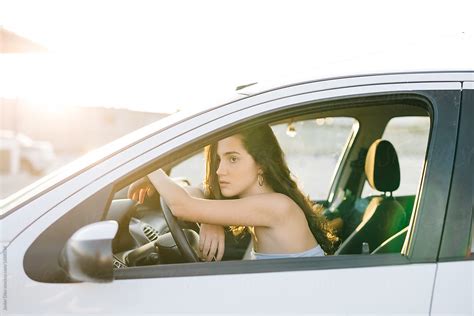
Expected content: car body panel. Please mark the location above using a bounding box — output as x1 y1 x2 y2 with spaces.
430 261 474 315
8 261 437 314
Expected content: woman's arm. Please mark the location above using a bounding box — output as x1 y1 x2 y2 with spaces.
147 169 291 228
183 186 225 262
128 173 226 261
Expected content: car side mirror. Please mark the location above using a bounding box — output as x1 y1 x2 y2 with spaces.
59 221 118 283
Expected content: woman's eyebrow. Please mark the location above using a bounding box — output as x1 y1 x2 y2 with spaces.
217 151 241 157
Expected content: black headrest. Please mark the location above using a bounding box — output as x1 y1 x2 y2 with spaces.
365 139 400 193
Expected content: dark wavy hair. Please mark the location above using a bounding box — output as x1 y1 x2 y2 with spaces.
204 124 340 254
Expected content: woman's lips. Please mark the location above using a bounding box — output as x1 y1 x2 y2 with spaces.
219 181 230 186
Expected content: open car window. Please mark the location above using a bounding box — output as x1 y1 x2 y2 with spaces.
110 99 432 269
24 91 446 283
169 118 358 202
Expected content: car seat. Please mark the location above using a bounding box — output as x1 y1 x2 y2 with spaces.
335 139 407 255
371 226 408 254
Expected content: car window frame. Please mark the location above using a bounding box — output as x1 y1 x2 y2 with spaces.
113 88 460 280
402 89 461 262
19 82 461 283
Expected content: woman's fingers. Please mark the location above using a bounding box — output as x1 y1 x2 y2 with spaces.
201 236 211 261
129 187 149 204
146 187 154 197
128 177 154 202
198 224 225 261
138 188 147 204
216 235 225 261
207 238 218 262
127 181 140 199
127 186 134 199
198 234 205 253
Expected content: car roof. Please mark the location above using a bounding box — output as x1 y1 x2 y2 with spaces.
238 34 474 96
240 70 474 97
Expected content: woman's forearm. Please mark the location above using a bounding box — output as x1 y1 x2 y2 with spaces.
146 170 283 227
147 169 191 217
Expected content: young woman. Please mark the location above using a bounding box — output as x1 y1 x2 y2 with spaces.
129 124 339 260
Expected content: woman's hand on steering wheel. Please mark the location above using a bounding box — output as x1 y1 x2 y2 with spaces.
199 223 225 261
127 177 157 204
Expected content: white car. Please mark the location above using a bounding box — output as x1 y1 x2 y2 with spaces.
1 71 473 315
0 130 56 175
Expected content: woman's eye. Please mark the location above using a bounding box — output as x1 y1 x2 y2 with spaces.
229 156 238 163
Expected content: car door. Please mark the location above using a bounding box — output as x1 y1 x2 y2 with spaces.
4 75 464 314
430 81 474 315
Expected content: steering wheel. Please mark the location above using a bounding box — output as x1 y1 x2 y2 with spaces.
160 196 201 262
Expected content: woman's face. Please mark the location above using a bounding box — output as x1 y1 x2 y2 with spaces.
216 135 261 198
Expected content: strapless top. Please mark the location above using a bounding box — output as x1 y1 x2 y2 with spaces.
250 244 324 260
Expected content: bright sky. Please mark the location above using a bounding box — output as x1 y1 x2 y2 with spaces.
1 0 473 113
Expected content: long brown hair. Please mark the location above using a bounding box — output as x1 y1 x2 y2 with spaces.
204 124 340 254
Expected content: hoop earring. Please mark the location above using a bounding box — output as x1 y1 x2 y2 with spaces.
258 173 264 186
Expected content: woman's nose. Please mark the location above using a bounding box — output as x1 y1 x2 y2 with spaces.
216 161 226 175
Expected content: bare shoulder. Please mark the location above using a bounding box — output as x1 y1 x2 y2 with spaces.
245 192 298 217
268 192 296 208
243 192 291 203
